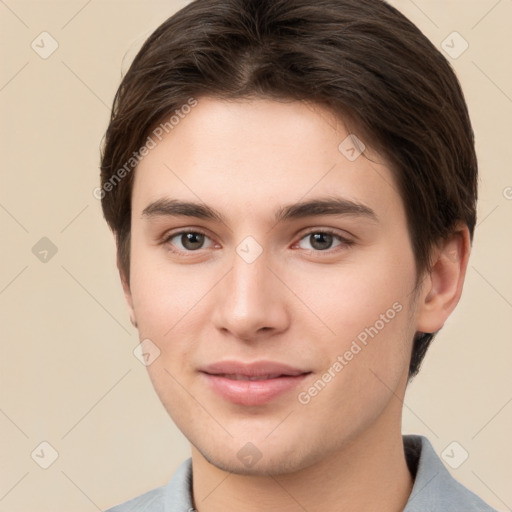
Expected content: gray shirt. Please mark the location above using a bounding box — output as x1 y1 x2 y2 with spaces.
105 435 497 511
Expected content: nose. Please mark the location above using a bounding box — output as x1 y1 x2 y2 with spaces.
211 248 290 342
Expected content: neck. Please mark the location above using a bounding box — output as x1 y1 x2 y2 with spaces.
190 422 414 512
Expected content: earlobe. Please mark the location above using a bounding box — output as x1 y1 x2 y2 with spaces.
416 224 471 334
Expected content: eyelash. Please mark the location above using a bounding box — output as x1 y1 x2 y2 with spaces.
162 228 353 256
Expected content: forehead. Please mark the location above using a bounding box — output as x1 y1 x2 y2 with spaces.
132 97 402 222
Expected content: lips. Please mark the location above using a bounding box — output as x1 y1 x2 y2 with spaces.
200 360 311 406
201 360 308 378
215 373 285 381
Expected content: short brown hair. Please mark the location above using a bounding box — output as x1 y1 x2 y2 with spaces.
99 0 478 380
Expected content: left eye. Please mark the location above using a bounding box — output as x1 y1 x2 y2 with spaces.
297 231 346 251
166 231 214 251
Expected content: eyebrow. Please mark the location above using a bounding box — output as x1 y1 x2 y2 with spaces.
141 197 378 224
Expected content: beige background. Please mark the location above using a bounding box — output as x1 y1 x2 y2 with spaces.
0 0 511 510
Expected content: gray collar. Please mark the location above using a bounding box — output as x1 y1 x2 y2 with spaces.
116 435 496 511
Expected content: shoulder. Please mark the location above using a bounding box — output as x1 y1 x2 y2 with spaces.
104 485 166 512
104 458 193 512
403 435 497 512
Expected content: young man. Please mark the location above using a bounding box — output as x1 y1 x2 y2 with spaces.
99 0 496 510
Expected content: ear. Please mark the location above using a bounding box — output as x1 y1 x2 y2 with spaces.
415 224 471 334
117 255 137 329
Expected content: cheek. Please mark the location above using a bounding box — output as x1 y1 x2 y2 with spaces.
291 252 416 397
294 254 415 343
129 244 211 339
294 265 414 428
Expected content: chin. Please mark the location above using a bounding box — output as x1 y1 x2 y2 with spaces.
194 437 325 477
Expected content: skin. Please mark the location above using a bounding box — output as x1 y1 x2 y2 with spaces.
120 97 470 511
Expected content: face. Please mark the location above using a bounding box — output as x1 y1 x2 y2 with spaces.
125 97 423 475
